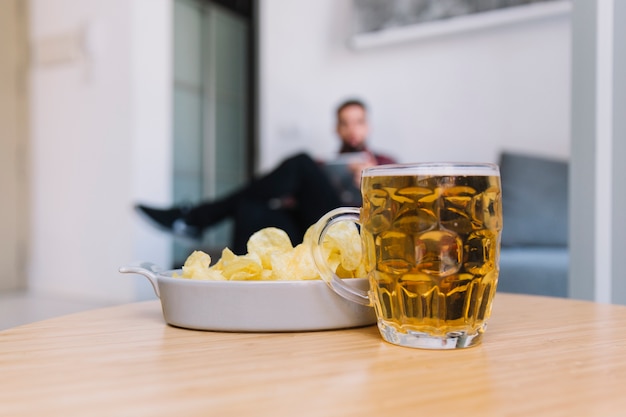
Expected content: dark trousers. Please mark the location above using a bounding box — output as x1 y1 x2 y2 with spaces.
185 153 343 254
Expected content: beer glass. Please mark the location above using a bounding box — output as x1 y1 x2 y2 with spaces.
311 163 502 349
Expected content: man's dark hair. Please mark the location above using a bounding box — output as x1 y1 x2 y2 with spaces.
336 99 367 118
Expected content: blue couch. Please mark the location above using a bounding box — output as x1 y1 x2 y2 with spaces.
497 152 569 298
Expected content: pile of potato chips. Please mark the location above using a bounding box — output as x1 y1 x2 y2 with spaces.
177 222 366 281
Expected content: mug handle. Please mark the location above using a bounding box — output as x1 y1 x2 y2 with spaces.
311 207 371 306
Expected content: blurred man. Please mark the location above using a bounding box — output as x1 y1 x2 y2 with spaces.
136 98 395 253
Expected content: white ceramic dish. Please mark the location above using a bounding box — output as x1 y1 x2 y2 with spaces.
119 263 376 332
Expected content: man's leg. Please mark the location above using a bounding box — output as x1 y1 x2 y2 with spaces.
231 199 301 254
185 153 341 229
136 153 341 239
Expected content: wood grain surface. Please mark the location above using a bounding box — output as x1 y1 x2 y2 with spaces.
1 293 626 417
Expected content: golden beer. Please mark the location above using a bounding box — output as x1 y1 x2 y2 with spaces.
360 164 502 348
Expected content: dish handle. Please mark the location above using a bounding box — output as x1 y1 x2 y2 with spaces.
118 262 162 298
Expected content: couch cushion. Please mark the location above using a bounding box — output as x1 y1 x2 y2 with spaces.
498 247 569 297
499 152 568 247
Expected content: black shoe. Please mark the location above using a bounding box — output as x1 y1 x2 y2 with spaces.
135 204 202 240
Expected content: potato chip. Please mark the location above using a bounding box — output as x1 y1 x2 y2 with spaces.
335 263 356 279
324 250 342 273
286 243 321 280
222 256 263 281
177 223 366 282
266 250 291 281
247 227 293 269
260 269 274 281
323 222 362 272
191 269 227 281
181 250 226 281
302 224 318 247
261 242 320 281
210 247 237 271
355 262 367 279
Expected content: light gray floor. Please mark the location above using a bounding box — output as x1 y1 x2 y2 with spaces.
0 290 114 331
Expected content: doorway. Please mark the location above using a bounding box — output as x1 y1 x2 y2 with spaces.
172 0 255 264
0 0 29 290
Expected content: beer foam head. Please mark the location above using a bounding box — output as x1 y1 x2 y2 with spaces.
362 162 499 177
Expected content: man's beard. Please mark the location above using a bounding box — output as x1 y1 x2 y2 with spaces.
339 142 366 153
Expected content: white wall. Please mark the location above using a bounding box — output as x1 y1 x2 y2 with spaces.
28 0 172 303
258 0 571 171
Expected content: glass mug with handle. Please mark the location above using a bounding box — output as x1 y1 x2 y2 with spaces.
311 162 502 349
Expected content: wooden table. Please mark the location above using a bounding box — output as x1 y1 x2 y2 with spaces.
1 293 626 417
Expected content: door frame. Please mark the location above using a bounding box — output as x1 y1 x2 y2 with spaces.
0 0 29 290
